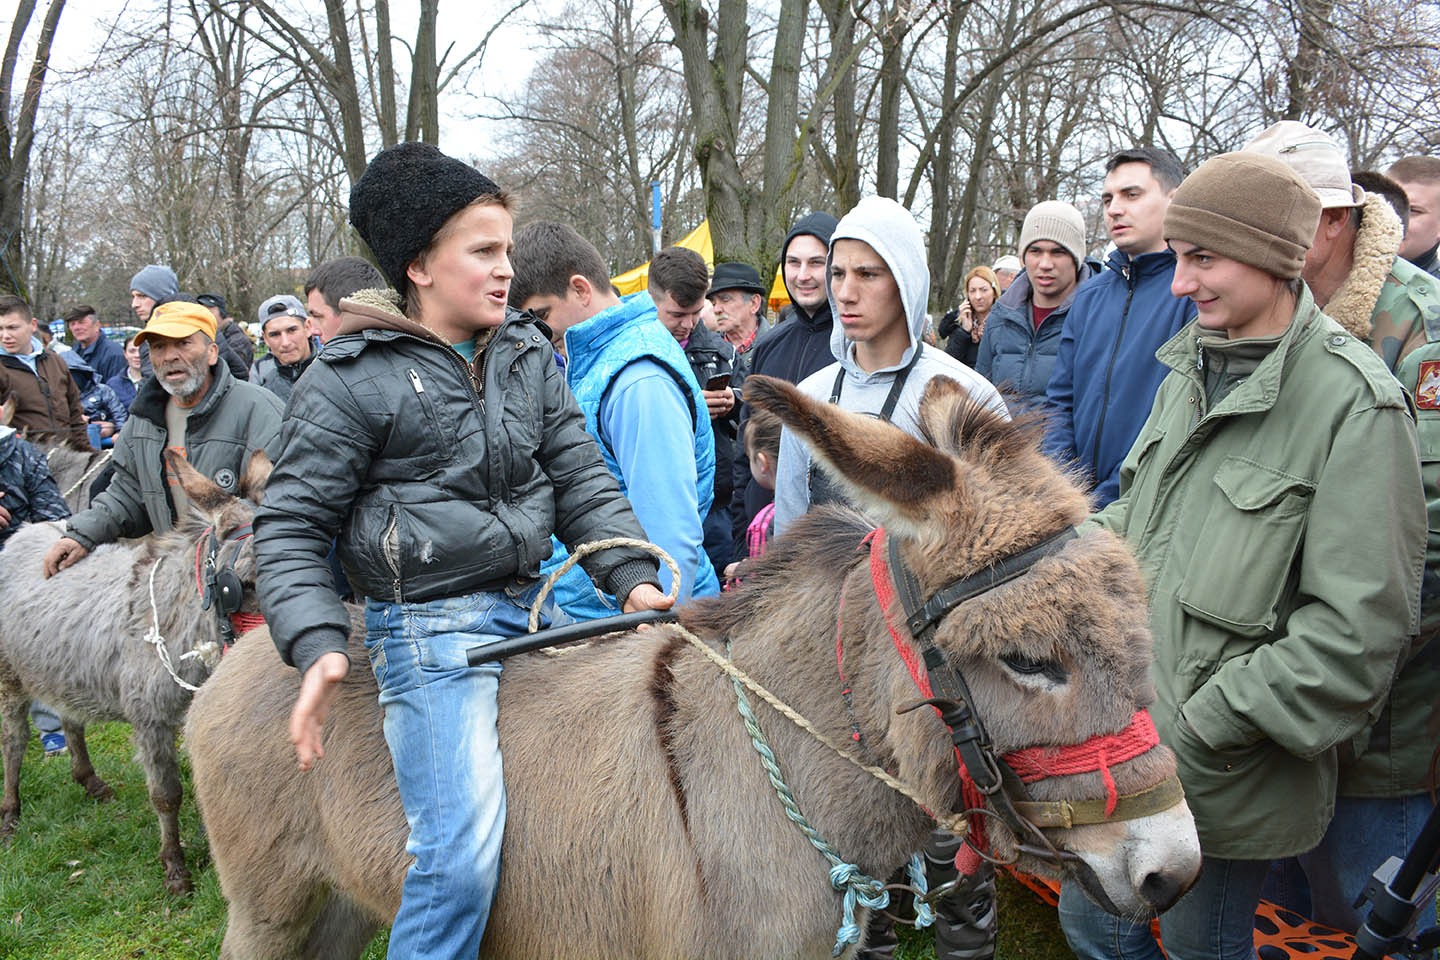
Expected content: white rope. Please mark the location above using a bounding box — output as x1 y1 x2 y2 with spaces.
141 557 218 692
62 448 114 501
527 535 683 633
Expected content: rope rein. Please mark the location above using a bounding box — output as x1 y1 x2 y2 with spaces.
62 448 114 501
532 537 959 955
142 557 219 692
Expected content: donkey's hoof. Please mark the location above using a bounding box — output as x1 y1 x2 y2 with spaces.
163 861 193 896
0 811 16 839
80 775 113 802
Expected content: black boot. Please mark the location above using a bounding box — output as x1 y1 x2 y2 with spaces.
854 904 900 960
925 830 997 960
853 866 908 960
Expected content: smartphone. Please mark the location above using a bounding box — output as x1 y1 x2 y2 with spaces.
706 373 732 391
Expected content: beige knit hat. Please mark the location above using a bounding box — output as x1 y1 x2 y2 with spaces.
1162 152 1322 280
1018 201 1087 268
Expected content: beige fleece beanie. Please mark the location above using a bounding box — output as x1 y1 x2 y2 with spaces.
1163 152 1321 279
1018 201 1087 268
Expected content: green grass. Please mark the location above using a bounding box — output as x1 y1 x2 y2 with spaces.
0 723 1069 959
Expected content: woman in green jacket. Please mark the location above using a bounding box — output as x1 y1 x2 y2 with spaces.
1058 152 1426 960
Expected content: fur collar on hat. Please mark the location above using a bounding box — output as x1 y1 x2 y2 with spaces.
1323 193 1402 342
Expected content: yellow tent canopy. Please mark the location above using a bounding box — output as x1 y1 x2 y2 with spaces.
612 220 791 312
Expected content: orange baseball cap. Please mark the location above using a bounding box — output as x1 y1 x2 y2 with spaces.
134 301 218 347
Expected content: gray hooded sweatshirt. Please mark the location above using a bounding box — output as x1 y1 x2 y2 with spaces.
773 196 1007 534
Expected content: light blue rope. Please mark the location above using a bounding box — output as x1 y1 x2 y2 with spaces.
727 649 928 955
907 853 935 928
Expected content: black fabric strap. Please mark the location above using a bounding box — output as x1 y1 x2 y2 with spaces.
897 528 1078 642
826 344 924 424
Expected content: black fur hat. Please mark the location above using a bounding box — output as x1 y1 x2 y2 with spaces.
348 142 503 290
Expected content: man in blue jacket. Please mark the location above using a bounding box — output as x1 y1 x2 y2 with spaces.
1044 148 1193 507
976 200 1097 412
510 223 720 619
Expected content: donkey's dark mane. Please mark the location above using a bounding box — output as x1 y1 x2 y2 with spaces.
916 384 1047 467
679 506 873 637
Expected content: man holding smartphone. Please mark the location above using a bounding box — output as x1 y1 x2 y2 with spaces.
651 249 741 574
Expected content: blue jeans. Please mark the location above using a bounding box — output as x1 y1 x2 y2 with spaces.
364 582 565 959
1059 856 1271 960
1265 793 1438 937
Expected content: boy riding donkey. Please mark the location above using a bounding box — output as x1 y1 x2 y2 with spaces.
253 143 672 958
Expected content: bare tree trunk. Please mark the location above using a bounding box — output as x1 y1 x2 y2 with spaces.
1284 0 1335 120
404 0 438 143
0 0 65 297
663 0 809 274
374 0 398 147
813 0 861 210
874 3 910 200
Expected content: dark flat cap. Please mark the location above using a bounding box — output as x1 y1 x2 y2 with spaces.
707 261 767 298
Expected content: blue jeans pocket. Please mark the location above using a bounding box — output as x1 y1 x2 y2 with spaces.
363 604 391 688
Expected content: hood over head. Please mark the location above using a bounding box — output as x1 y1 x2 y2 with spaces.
826 196 930 374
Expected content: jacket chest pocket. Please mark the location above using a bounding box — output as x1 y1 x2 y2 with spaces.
1174 456 1314 636
405 368 454 463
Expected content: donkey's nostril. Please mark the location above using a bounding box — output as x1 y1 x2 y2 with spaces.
1139 870 1184 913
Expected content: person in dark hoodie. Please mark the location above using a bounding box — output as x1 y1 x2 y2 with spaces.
728 211 838 560
1043 148 1193 508
252 143 670 960
976 200 1098 412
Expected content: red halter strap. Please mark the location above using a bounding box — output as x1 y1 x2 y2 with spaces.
864 526 1159 870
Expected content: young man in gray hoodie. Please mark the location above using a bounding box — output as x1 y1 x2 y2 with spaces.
772 195 1006 534
769 194 1007 960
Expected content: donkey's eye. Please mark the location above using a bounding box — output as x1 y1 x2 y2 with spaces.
1000 652 1067 683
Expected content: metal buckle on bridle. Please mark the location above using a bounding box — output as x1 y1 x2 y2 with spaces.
198 523 253 648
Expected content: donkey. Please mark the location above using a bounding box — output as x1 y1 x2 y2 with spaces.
185 374 1201 960
42 441 110 512
0 451 270 894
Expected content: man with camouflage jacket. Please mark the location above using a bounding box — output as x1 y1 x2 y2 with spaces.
1245 122 1440 939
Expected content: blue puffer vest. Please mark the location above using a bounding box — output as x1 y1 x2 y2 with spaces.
542 291 719 619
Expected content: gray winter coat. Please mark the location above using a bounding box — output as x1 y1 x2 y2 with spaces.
66 360 283 549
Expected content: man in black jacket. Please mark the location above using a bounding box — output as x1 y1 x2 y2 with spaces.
253 143 669 960
729 211 837 559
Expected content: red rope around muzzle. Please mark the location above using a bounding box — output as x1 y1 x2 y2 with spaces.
865 527 1161 872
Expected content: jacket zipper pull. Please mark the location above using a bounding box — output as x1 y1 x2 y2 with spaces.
408 369 425 394
1195 338 1204 372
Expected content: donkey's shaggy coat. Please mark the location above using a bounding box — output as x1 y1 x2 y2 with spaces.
186 376 1199 959
0 453 270 893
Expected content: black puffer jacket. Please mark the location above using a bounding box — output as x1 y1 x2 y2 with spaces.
254 293 658 675
729 212 839 555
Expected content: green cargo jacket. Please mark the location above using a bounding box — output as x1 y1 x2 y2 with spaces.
1088 287 1425 859
66 359 283 549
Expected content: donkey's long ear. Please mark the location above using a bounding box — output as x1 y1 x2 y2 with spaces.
1 396 15 427
165 449 231 514
743 375 956 536
238 450 273 505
